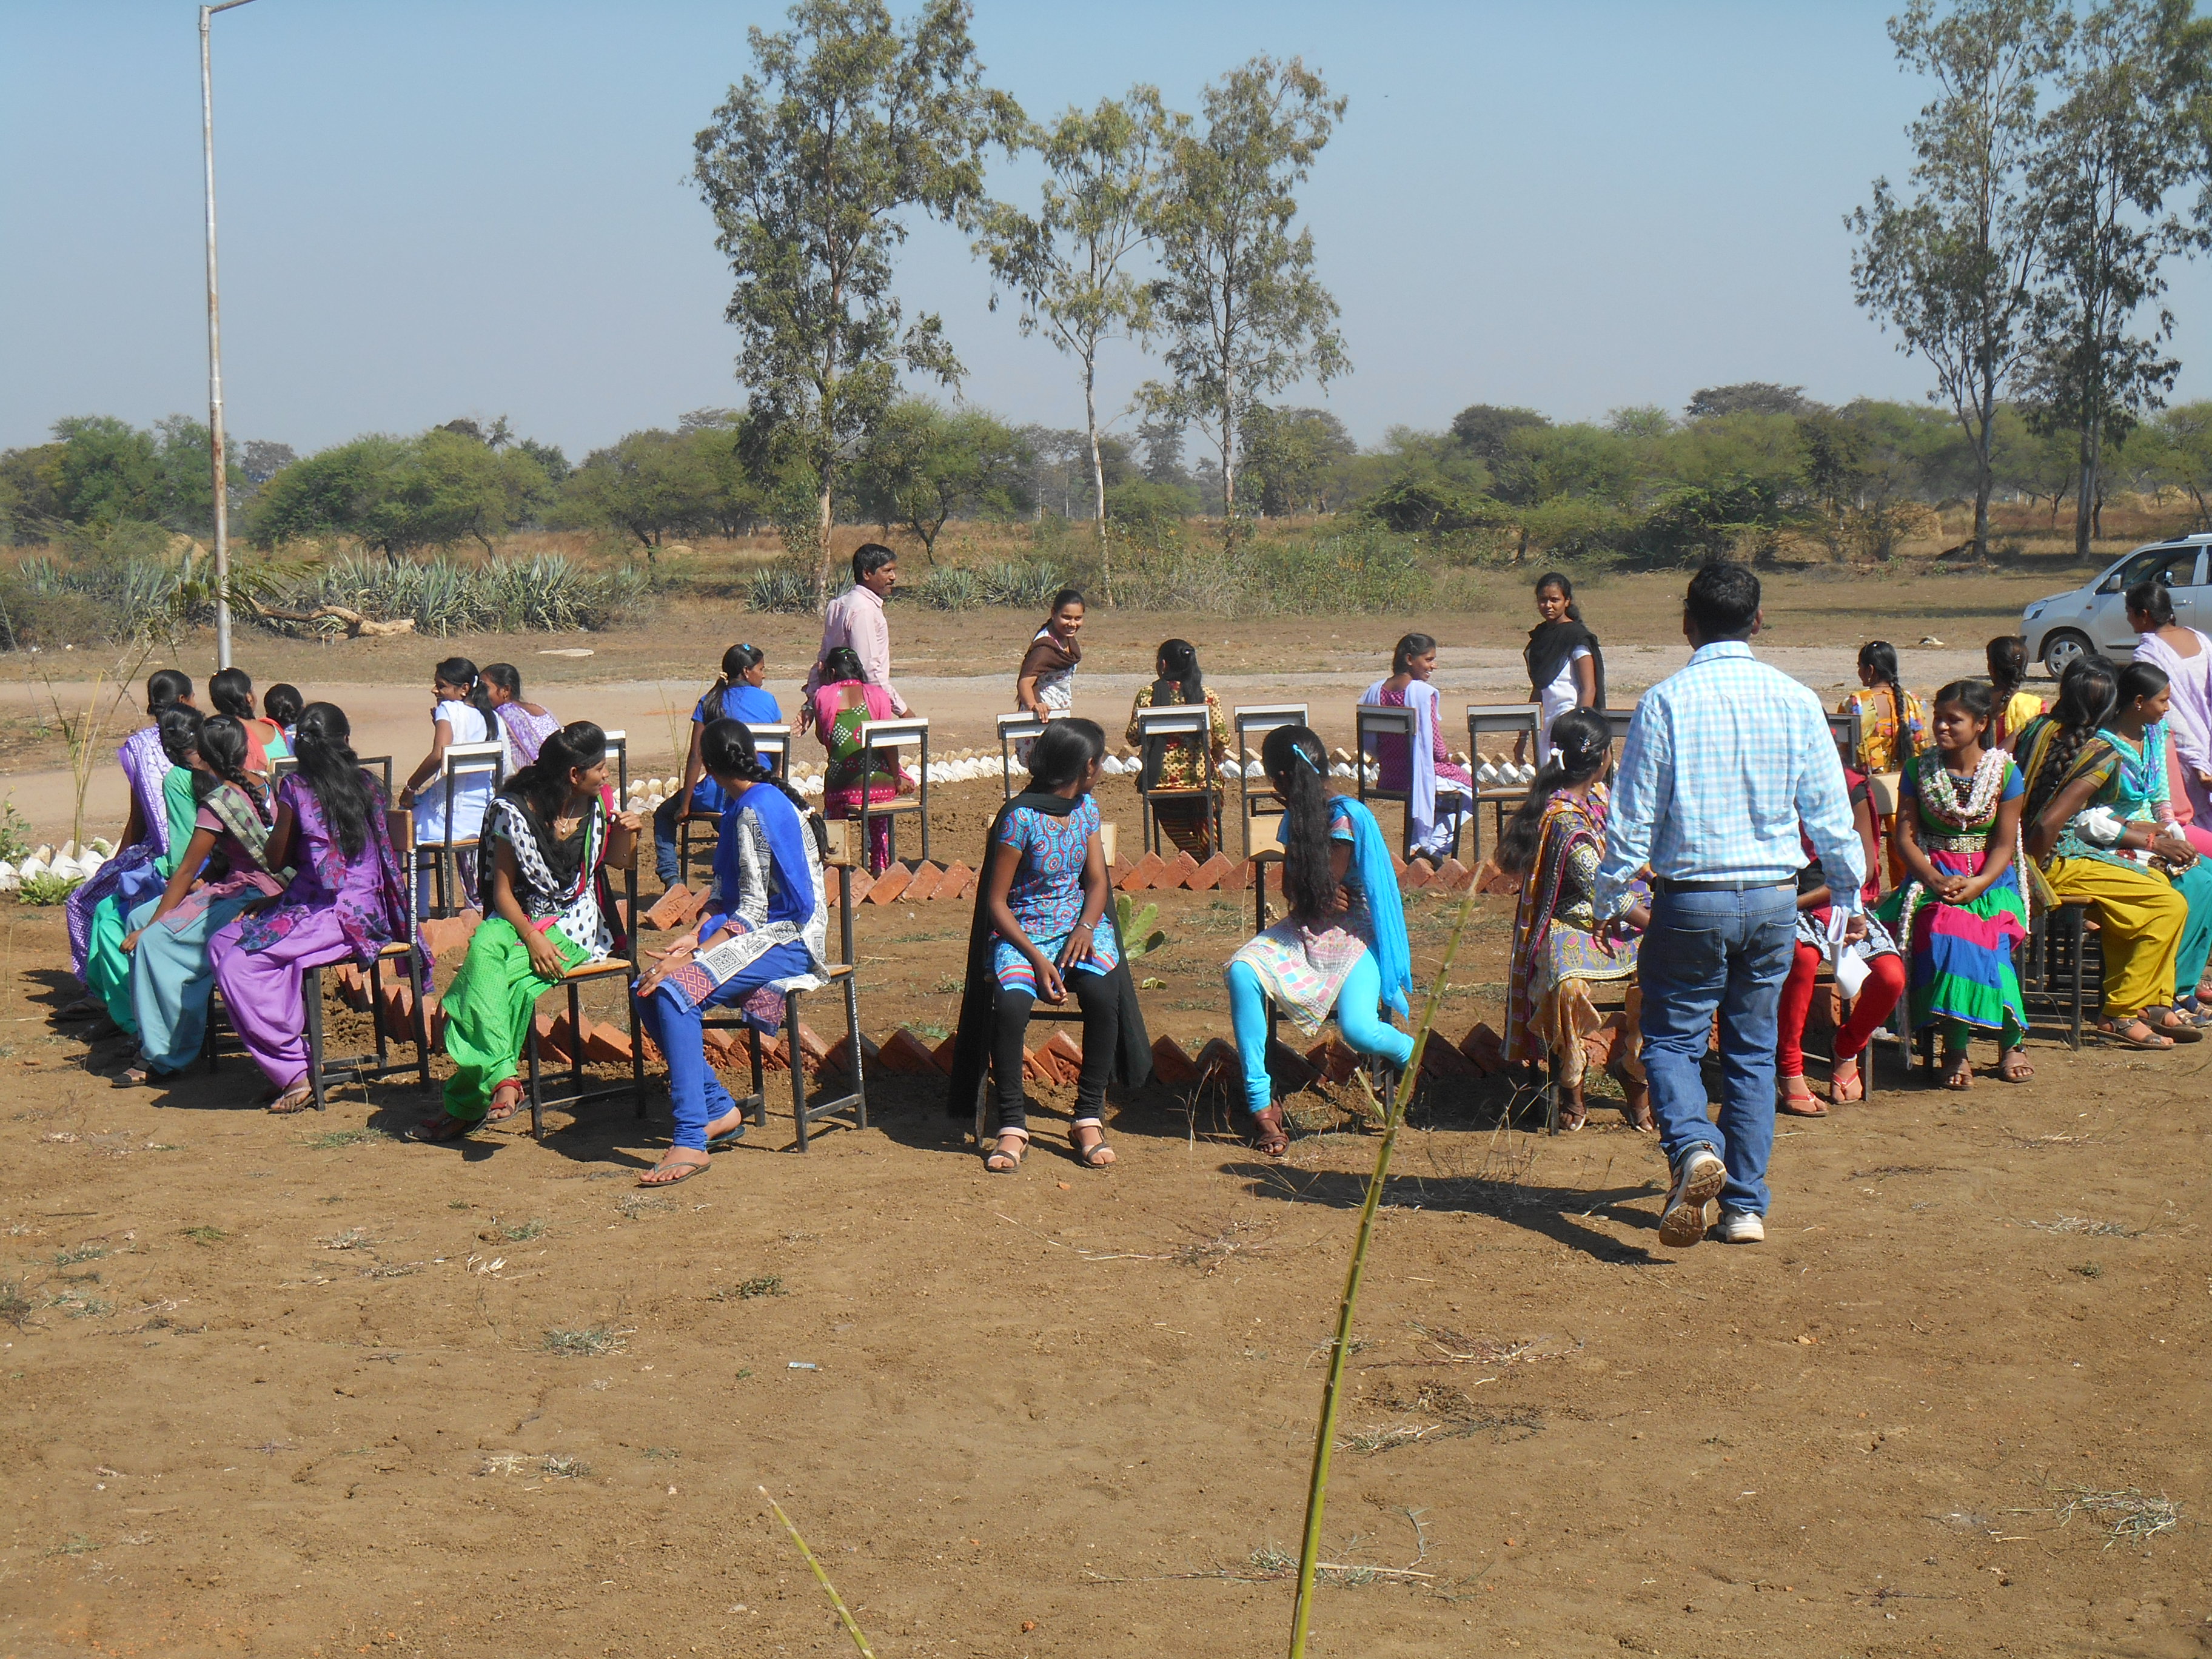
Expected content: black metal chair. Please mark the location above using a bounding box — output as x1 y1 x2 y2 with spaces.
522 729 646 1138
411 740 503 919
1230 702 1307 859
1464 706 1539 866
706 817 869 1151
1133 705 1222 859
675 724 793 891
205 802 432 1110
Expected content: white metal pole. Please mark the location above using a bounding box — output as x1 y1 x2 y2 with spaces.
201 0 256 672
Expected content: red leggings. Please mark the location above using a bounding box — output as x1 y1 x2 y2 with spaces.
1777 944 1906 1077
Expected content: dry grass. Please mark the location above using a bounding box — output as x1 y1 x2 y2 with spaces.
478 1453 592 1480
2018 1215 2150 1238
2040 1486 2183 1549
1171 1219 1275 1275
540 1326 627 1358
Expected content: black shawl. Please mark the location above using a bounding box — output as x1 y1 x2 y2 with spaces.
1524 617 1607 710
944 789 1153 1117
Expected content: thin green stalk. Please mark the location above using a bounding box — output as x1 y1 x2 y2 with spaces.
1287 879 1481 1658
759 1486 876 1658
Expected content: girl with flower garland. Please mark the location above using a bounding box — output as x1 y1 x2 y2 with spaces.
1875 680 2031 1088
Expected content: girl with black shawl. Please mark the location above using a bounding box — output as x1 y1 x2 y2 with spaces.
1524 571 1606 754
945 717 1151 1172
413 723 640 1139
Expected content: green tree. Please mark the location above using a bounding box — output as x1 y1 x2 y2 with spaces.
249 429 549 557
692 0 1021 605
854 398 1033 558
2133 399 2212 524
1239 403 1356 514
975 88 1167 603
560 429 720 552
1683 382 1822 420
1448 403 1550 465
2022 0 2212 555
50 416 164 528
1145 56 1349 543
1851 0 2066 563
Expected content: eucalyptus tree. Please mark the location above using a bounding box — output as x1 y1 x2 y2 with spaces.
1145 56 1349 545
2021 0 2212 556
974 89 1167 603
1849 0 2066 562
692 0 1021 604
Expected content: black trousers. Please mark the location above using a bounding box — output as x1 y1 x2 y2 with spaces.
991 973 1119 1134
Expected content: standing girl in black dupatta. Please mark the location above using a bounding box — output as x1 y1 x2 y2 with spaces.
947 718 1150 1172
413 723 640 1140
1524 571 1606 755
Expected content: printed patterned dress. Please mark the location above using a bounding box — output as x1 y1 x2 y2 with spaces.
1873 750 2029 1041
1227 801 1372 1035
989 795 1119 996
1503 785 1644 1088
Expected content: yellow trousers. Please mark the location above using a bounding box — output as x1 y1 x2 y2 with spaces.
2043 855 2187 1018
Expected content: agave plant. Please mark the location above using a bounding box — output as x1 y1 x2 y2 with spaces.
913 567 984 611
745 566 817 615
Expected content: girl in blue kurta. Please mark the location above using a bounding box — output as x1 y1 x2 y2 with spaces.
654 643 785 886
1225 724 1415 1156
633 717 826 1187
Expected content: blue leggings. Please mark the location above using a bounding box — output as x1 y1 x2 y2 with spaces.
634 937 814 1150
1225 950 1413 1117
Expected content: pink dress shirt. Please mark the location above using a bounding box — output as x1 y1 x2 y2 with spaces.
803 584 908 716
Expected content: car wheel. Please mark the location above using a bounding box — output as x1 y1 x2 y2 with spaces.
2040 629 2091 678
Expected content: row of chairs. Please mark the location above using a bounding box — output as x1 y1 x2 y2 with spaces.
215 729 875 1153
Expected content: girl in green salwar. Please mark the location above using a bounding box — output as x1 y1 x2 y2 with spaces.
411 724 641 1139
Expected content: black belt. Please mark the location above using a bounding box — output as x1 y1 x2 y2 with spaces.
1653 877 1795 894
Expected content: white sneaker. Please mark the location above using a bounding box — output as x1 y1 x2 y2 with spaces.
1715 1208 1765 1244
1658 1147 1727 1247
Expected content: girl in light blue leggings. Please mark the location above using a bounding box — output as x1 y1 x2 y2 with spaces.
1224 726 1414 1155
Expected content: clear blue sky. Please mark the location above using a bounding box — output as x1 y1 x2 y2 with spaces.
7 0 2212 461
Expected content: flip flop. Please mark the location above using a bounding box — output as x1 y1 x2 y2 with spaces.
706 1122 748 1151
637 1155 710 1188
410 1114 475 1144
267 1085 317 1114
2097 1019 2174 1051
1777 1081 1827 1118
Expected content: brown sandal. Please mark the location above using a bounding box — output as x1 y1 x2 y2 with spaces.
267 1084 316 1115
484 1078 526 1124
1609 1063 1655 1131
411 1113 475 1143
1250 1104 1290 1158
984 1130 1028 1173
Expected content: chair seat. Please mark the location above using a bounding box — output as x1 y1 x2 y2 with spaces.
823 962 853 980
559 959 634 984
376 940 412 959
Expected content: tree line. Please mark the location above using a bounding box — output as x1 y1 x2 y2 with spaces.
9 0 2212 585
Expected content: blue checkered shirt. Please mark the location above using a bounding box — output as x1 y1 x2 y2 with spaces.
1593 641 1865 917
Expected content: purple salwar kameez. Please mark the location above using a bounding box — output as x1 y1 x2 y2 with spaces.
210 773 418 1091
65 725 175 984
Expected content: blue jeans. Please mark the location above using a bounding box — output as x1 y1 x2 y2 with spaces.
1225 950 1413 1118
1637 885 1797 1217
634 938 814 1150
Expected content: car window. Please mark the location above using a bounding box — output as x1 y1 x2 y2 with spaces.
2100 546 2194 593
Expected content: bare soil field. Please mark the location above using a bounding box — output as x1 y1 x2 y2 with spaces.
2 749 2208 1658
6 551 2210 1655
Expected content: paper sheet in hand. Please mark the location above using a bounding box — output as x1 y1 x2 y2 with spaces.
1831 945 1870 1000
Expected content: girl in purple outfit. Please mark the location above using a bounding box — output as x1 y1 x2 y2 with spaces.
210 702 417 1113
61 669 195 1002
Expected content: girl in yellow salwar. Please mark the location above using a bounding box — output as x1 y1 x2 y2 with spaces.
2021 657 2204 1050
1500 709 1654 1131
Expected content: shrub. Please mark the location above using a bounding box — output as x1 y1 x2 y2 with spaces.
268 553 648 635
976 561 1066 609
744 565 817 614
1361 477 1500 534
913 566 983 610
18 871 82 905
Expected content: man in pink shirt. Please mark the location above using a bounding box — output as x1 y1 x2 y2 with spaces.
800 544 908 731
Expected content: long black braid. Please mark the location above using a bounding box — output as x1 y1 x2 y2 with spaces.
2022 655 2117 839
1262 725 1339 925
1860 641 1915 765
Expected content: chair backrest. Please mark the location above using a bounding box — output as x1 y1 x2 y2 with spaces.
1232 702 1309 751
384 808 419 931
1826 709 1861 768
1248 812 1287 860
746 723 792 780
269 754 299 782
1355 703 1418 771
1604 708 1637 748
1467 705 1539 758
356 755 396 797
600 728 630 799
859 716 928 751
997 711 1051 798
440 740 505 785
1133 706 1213 793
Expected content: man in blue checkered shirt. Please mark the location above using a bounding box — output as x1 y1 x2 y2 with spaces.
1594 562 1864 1249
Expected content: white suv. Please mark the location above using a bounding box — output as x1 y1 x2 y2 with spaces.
2022 535 2212 677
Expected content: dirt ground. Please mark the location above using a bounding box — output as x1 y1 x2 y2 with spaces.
2 743 2208 1658
7 557 2210 1655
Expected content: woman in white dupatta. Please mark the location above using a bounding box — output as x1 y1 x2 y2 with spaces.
1361 632 1474 861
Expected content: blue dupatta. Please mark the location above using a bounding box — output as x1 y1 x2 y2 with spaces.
1327 795 1413 1017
